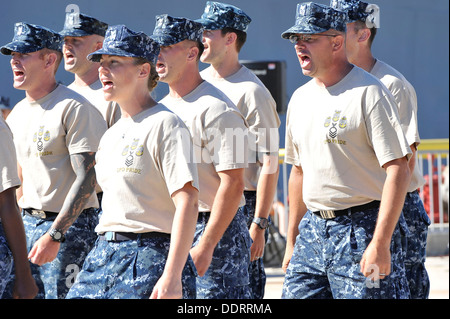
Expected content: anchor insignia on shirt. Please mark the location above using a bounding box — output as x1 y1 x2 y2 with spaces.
33 126 51 151
324 111 347 140
122 138 144 167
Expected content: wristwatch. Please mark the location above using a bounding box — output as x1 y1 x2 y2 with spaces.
252 217 270 230
48 228 66 243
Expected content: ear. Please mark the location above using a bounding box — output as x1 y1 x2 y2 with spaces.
44 52 57 69
95 41 103 51
358 29 371 43
332 35 345 52
138 62 151 78
225 32 237 46
186 46 199 62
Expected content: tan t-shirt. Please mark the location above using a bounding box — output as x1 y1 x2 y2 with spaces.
371 60 425 192
6 84 107 212
94 104 199 234
285 66 411 211
201 66 281 190
68 80 121 129
160 81 248 212
0 117 20 193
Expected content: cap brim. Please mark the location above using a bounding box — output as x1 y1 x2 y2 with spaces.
151 34 182 47
281 25 329 39
0 41 41 55
60 29 93 37
195 18 220 30
87 47 147 62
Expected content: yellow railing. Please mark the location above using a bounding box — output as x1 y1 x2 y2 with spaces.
276 139 449 229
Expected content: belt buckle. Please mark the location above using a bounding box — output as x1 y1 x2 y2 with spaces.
105 232 115 241
319 210 336 219
31 209 46 219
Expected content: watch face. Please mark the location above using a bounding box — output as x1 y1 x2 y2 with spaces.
260 219 269 228
53 231 62 240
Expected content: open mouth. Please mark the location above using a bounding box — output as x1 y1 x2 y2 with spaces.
156 62 166 73
299 54 311 68
13 69 25 78
101 78 114 90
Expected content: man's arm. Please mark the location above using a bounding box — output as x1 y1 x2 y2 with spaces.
249 154 279 261
27 152 97 266
282 164 308 272
190 168 245 277
360 156 410 279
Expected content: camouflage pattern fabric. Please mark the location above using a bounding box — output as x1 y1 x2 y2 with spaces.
194 207 252 299
66 236 196 299
0 223 13 298
151 15 204 47
282 209 411 299
281 2 347 39
196 1 252 32
242 191 268 299
403 191 431 299
330 0 370 23
88 25 159 65
59 12 108 37
21 209 98 299
1 22 62 55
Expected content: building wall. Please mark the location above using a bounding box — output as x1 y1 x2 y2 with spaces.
0 0 448 140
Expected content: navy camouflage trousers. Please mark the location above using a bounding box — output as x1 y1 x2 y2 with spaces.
20 209 98 299
194 207 252 299
66 234 196 299
242 190 268 299
282 207 411 299
0 222 13 298
403 191 430 299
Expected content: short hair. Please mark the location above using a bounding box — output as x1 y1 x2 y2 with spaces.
221 27 247 52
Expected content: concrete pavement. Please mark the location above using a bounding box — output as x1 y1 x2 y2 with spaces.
263 255 449 299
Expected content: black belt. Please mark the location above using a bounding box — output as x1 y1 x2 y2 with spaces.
99 231 170 242
312 200 380 220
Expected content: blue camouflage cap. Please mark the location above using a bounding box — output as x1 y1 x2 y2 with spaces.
151 15 204 46
60 12 108 37
330 0 380 28
281 2 347 39
196 1 252 32
87 25 160 65
1 22 63 55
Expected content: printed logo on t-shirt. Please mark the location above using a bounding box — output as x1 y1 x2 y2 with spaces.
324 110 347 145
33 126 53 156
117 138 144 174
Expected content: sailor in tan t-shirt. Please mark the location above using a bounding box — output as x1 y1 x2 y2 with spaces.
66 25 199 299
60 12 121 129
332 0 430 299
153 15 252 299
197 1 281 299
0 117 37 299
281 3 412 299
1 22 107 299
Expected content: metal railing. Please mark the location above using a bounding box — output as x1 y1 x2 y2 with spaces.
273 139 450 236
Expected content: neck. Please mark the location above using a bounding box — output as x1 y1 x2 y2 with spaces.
168 68 204 99
118 88 157 118
315 60 354 88
209 55 242 79
26 78 58 102
349 47 376 73
73 66 101 87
